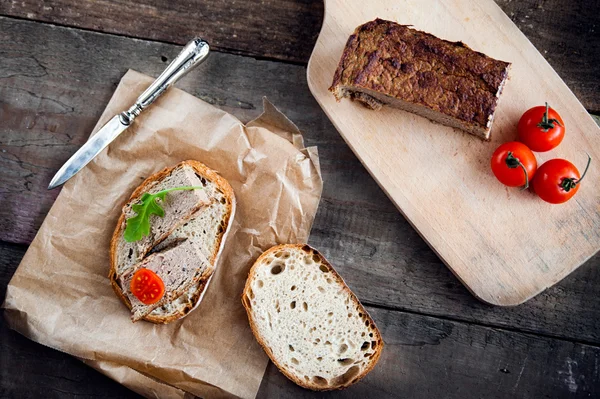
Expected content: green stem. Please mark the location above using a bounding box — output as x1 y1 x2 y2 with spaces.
517 162 529 191
560 154 592 192
154 186 204 196
542 102 549 124
537 102 562 132
505 151 530 190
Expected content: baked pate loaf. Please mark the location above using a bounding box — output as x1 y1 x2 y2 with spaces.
329 18 511 140
243 244 383 390
109 160 235 323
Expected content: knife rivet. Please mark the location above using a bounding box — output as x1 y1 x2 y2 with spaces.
119 113 132 126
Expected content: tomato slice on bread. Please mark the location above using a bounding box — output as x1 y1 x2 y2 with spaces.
130 268 165 305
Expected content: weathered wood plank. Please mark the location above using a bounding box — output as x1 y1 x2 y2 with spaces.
258 306 600 398
2 242 599 398
0 242 140 398
0 323 141 398
496 0 600 112
1 17 600 344
0 0 597 111
0 0 324 64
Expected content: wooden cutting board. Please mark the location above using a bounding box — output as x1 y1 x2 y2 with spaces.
307 0 600 306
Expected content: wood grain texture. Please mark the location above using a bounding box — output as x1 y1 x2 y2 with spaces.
1 7 599 397
1 1 599 397
0 243 140 399
311 202 600 344
0 0 324 64
2 242 599 398
307 0 600 306
0 0 597 111
0 324 141 398
1 17 600 344
496 0 600 113
259 306 600 398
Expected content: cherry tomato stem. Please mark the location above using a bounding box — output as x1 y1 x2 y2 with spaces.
560 153 591 192
505 151 530 190
537 102 563 132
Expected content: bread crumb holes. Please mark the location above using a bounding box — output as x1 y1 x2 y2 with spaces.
312 376 328 387
271 263 284 275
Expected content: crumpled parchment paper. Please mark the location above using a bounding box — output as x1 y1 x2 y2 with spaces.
3 70 323 399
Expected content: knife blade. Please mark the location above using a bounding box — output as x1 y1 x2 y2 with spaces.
48 38 210 190
48 115 128 189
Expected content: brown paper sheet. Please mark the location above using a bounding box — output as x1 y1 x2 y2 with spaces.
79 357 191 399
2 70 323 398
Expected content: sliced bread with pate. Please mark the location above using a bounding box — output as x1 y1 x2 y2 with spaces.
242 244 383 390
117 164 211 265
118 239 211 321
109 160 235 323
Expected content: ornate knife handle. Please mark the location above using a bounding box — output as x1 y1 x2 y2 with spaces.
119 38 210 126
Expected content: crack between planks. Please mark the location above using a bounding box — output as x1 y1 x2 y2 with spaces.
0 240 29 250
0 14 309 67
362 300 600 348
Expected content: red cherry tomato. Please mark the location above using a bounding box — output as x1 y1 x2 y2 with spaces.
491 142 537 189
532 155 591 204
518 102 565 152
130 268 165 305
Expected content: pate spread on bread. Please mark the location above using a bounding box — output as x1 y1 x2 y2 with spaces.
109 160 235 323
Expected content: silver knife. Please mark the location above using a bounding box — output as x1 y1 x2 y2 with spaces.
48 38 210 190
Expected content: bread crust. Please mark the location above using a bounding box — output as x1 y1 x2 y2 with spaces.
109 160 236 323
242 244 383 391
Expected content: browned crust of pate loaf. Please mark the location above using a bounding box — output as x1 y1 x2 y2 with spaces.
109 160 235 324
242 244 384 391
329 18 511 138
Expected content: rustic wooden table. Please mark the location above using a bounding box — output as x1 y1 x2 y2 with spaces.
1 1 599 398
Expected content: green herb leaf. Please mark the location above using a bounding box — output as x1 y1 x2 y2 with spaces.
123 186 204 242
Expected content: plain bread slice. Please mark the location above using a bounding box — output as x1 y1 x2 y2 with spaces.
242 244 383 390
